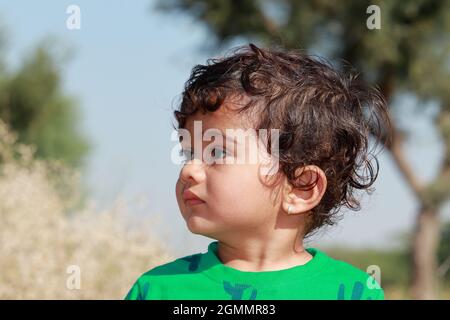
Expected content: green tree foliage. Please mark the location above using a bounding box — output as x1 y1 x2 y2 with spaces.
158 0 450 105
0 36 89 169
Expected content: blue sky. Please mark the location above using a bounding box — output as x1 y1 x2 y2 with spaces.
0 0 448 256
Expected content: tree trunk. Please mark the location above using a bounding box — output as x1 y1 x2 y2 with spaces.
411 206 440 299
378 69 442 299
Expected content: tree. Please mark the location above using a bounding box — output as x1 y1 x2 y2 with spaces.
158 0 450 299
438 221 450 284
0 33 90 169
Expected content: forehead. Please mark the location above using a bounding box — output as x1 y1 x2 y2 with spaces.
184 102 252 133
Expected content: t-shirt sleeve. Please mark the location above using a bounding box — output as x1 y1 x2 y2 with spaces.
370 286 385 300
362 277 385 300
333 259 385 300
124 280 140 300
124 277 153 300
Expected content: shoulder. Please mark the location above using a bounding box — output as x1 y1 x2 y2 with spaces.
124 252 206 300
143 251 206 276
310 247 385 300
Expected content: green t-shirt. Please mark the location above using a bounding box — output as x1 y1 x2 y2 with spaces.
125 240 384 300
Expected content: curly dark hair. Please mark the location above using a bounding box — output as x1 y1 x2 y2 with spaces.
173 43 392 237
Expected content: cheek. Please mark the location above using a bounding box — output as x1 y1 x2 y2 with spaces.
175 179 186 212
208 165 273 221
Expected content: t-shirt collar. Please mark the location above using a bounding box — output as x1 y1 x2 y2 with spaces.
200 240 330 287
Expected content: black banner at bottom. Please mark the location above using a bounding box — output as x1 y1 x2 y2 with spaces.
0 300 447 319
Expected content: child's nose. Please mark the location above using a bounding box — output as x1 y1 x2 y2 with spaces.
179 159 206 185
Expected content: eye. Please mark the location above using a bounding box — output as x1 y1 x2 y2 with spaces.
210 147 228 161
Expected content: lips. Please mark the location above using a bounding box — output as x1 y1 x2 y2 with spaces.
183 189 205 206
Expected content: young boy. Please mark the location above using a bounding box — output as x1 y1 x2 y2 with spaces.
125 44 391 300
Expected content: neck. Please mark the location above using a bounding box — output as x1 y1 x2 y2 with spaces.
215 235 312 272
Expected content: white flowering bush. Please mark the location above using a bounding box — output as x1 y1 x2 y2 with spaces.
0 120 173 299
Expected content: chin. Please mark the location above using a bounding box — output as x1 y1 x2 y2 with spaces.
185 215 216 236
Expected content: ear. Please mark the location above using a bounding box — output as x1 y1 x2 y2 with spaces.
281 165 327 215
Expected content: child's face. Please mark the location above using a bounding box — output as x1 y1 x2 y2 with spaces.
175 104 285 241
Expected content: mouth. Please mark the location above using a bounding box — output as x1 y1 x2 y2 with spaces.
183 189 206 206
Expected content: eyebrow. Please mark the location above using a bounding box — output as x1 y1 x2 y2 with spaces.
178 129 239 151
203 129 239 149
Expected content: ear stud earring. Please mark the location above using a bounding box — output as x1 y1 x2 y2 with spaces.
287 204 293 215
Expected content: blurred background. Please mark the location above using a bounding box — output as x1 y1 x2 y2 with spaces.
0 0 449 299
